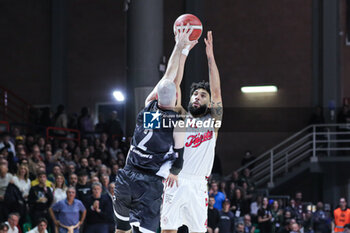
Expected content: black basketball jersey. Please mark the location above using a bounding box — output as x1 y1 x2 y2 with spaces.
126 100 180 178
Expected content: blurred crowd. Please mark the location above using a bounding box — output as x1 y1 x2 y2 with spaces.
0 105 349 233
0 122 129 233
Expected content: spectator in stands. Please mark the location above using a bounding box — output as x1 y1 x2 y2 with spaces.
208 196 220 233
258 197 272 233
250 195 263 223
270 200 283 233
236 222 245 233
285 199 296 217
48 165 62 183
53 174 67 204
82 182 109 233
93 144 109 165
332 197 350 233
345 224 350 233
68 173 78 187
277 219 291 233
50 186 86 233
4 213 19 233
28 171 53 226
0 148 16 176
96 165 108 178
0 160 13 221
241 181 253 203
0 222 9 233
243 214 255 233
105 111 123 142
53 105 68 135
88 157 96 173
4 181 26 226
241 151 256 170
219 181 227 197
209 182 226 211
44 151 55 174
105 182 115 233
95 114 107 133
108 140 122 161
28 145 43 177
230 187 249 219
239 168 255 193
312 202 331 233
290 223 301 233
90 176 99 184
303 210 313 233
12 164 30 200
218 199 235 233
109 164 119 183
25 134 35 150
76 171 91 202
99 133 108 147
0 133 16 158
100 174 109 195
295 192 305 221
77 157 91 177
65 162 76 181
37 137 46 155
26 218 48 233
78 107 94 135
31 167 54 188
225 181 236 201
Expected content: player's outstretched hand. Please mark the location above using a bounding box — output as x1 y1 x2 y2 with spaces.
204 31 214 59
166 173 179 188
175 23 198 51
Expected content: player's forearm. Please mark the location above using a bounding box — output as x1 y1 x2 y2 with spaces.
174 54 187 87
163 45 182 82
208 56 221 99
170 147 184 175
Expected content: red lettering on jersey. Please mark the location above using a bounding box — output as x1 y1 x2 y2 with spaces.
185 130 213 148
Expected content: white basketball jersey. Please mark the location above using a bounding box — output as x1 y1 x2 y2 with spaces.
180 114 216 177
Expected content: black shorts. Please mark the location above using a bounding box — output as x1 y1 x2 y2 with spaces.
114 166 164 233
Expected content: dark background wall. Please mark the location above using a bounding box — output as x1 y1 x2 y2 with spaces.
0 0 339 174
0 0 51 105
340 0 350 100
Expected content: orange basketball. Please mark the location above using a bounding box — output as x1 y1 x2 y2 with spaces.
173 14 203 41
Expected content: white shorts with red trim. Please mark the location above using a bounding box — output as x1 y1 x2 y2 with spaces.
161 173 208 232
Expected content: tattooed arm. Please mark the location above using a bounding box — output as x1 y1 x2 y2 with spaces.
205 31 223 137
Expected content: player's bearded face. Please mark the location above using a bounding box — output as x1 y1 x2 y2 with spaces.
188 101 208 117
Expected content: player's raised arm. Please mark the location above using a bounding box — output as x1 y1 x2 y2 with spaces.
174 41 197 115
205 31 223 130
145 24 197 106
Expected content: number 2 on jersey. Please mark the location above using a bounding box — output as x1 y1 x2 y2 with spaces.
138 130 153 151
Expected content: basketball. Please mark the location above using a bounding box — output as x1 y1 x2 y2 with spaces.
173 14 203 41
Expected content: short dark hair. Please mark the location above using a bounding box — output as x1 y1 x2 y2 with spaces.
37 218 48 225
37 171 47 177
0 222 9 230
190 81 211 97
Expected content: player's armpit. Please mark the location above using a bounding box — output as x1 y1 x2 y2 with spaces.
210 100 223 123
